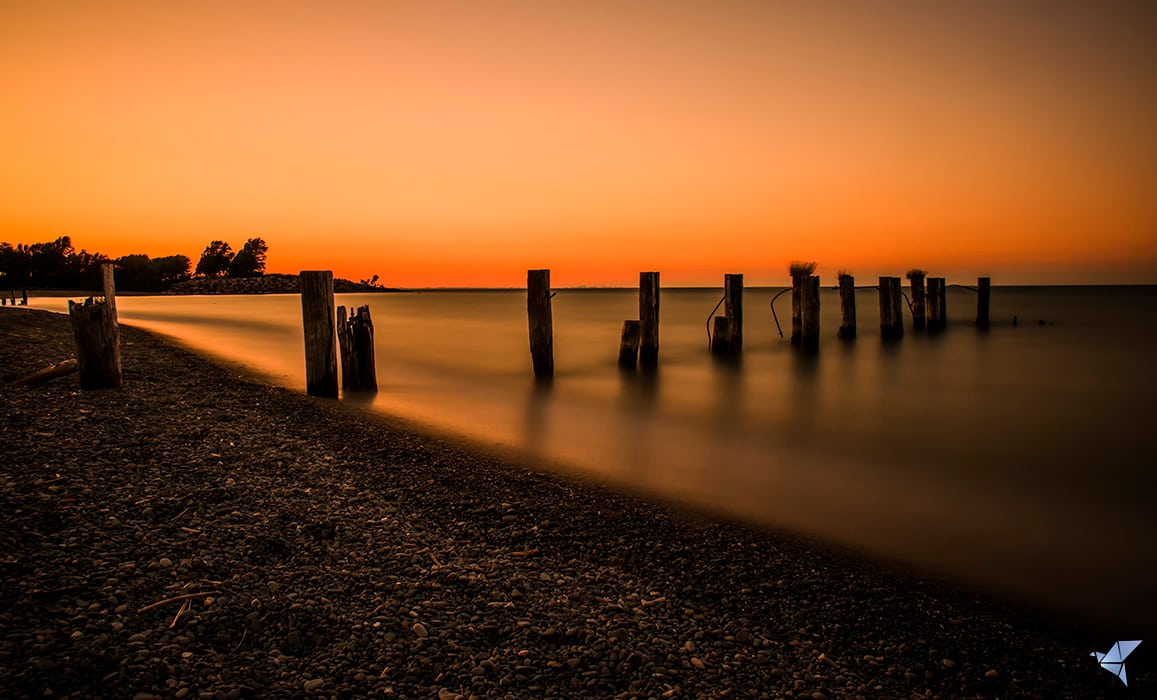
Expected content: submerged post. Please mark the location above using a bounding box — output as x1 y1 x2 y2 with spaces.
724 273 743 351
976 277 991 329
618 320 641 369
908 270 926 332
801 275 821 352
68 262 122 389
926 277 945 331
527 269 554 381
639 271 660 368
837 273 856 340
300 270 338 398
890 277 905 338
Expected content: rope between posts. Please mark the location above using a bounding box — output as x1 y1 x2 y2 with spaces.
705 294 726 347
768 288 791 338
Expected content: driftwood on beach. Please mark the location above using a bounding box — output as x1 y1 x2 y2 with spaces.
9 358 78 387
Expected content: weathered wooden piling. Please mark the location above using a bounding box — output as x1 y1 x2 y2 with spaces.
337 304 378 392
926 277 945 331
907 270 926 332
878 276 904 340
639 271 659 368
22 289 28 305
801 275 821 352
837 274 856 340
976 277 991 329
790 275 802 346
527 269 554 381
300 270 339 398
618 320 641 369
724 273 743 351
710 316 734 355
68 263 122 389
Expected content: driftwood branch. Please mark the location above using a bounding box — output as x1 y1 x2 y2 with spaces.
10 359 79 387
138 590 220 614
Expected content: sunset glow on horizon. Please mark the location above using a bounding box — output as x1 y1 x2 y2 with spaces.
2 1 1155 287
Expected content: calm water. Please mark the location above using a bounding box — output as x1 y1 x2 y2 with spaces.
30 286 1157 632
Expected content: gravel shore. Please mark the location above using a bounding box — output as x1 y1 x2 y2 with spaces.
0 308 1140 698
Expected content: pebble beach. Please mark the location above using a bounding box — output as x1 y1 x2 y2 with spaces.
0 307 1140 699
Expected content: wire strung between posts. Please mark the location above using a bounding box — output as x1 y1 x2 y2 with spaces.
768 288 791 338
948 284 978 293
705 294 726 347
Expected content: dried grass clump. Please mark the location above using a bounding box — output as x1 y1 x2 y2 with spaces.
837 269 853 280
788 260 818 278
906 268 927 280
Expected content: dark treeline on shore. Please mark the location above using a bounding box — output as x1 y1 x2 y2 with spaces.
0 236 273 293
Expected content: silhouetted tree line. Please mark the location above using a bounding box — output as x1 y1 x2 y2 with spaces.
194 237 267 278
0 235 270 292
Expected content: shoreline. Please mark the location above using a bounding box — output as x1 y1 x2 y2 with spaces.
1 308 1142 698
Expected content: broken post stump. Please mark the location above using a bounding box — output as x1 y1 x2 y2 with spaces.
837 273 856 340
724 273 743 351
300 270 339 398
976 277 991 329
909 271 927 332
927 277 945 331
618 320 641 369
801 274 820 352
527 269 554 381
639 271 659 368
68 264 122 390
710 316 734 355
22 289 28 306
337 305 377 392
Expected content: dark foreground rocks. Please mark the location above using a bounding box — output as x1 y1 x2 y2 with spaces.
0 308 1143 699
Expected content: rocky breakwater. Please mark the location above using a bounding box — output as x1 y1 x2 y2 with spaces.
164 274 394 295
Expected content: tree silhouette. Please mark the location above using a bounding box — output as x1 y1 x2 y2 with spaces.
228 237 268 277
195 241 234 277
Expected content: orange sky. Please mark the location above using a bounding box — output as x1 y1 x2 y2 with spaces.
2 1 1155 287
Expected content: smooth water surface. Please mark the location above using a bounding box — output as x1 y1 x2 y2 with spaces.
30 286 1157 631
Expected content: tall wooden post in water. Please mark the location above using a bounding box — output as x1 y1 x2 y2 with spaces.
300 270 339 398
926 277 945 331
68 263 122 390
801 275 820 352
837 274 856 340
724 273 743 351
976 277 991 329
907 270 926 331
639 271 660 368
527 269 554 381
879 276 904 340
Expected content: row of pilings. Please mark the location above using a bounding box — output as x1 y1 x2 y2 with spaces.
295 269 994 392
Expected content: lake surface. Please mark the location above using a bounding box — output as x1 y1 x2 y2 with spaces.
29 286 1157 632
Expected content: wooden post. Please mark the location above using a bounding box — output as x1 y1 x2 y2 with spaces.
352 305 377 391
890 277 905 338
790 275 803 346
878 276 894 339
300 270 338 398
618 320 641 369
976 277 990 329
337 306 357 390
527 269 553 381
909 272 926 332
68 263 122 389
801 275 821 352
710 316 733 355
724 273 743 351
22 289 28 305
837 274 856 340
7 289 14 305
639 271 659 368
926 277 945 332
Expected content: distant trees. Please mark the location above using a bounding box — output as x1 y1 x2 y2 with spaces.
195 240 234 277
115 253 191 292
228 237 267 278
195 237 267 278
0 236 108 290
